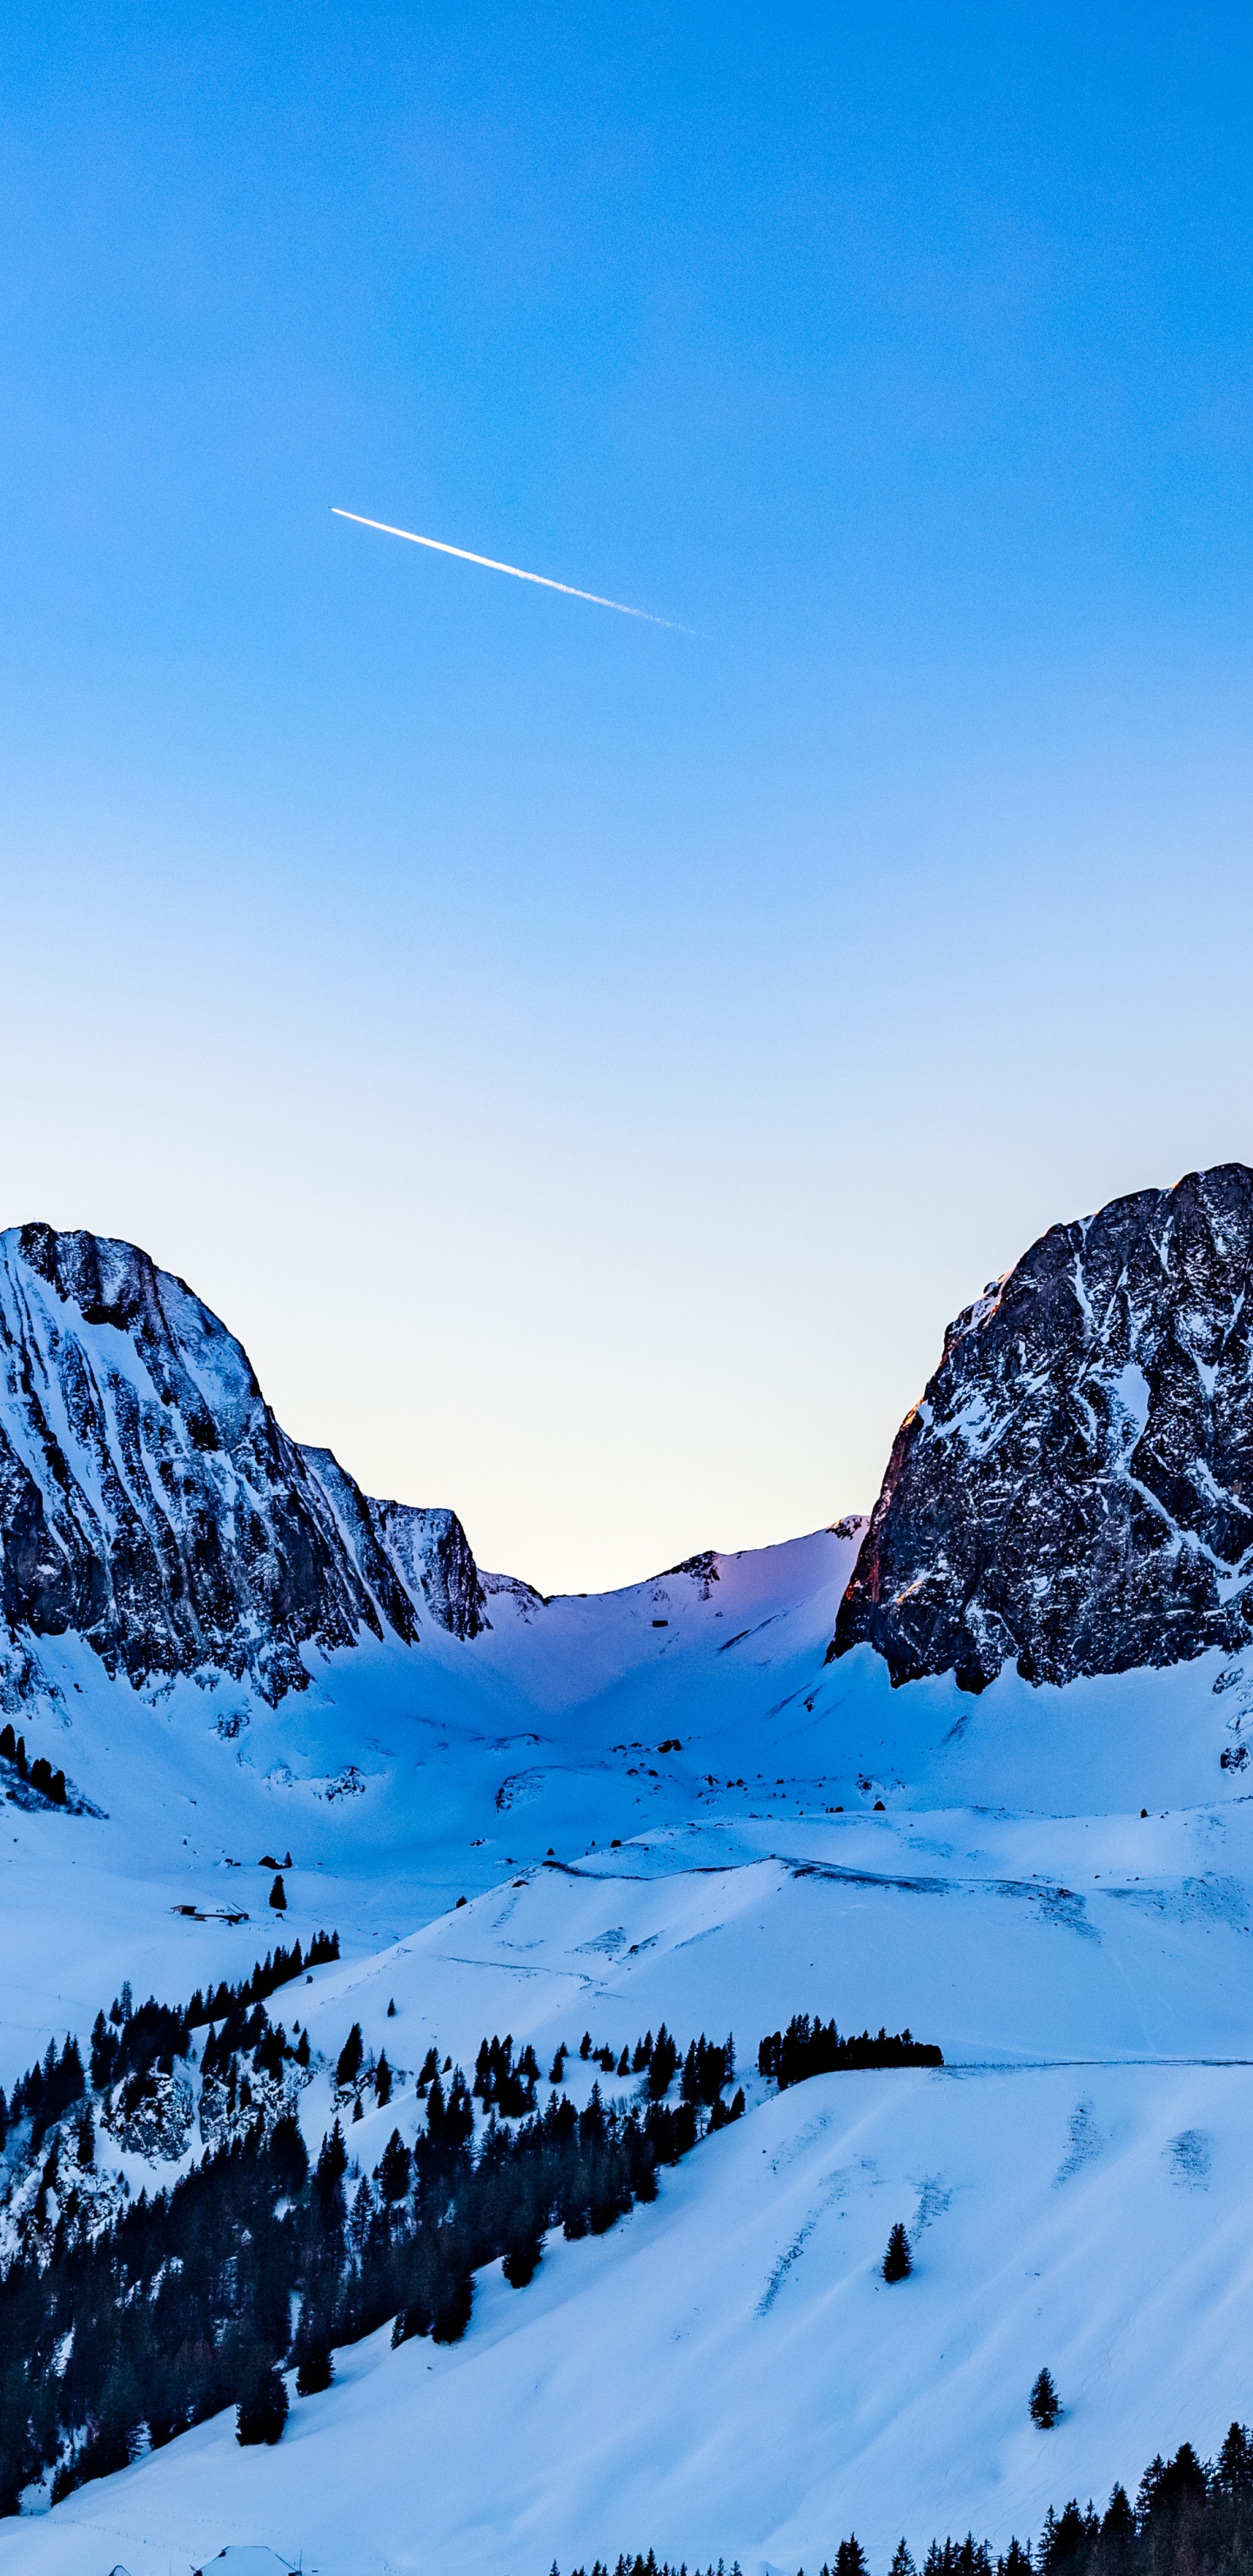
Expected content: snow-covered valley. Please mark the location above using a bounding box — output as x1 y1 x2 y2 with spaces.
2 1559 1253 2575
2 1211 1253 2574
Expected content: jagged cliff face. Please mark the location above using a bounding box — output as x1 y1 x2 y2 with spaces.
367 1497 487 1641
0 1224 482 1704
832 1164 1253 1693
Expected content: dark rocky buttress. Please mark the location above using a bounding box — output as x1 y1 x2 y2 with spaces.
831 1164 1253 1692
0 1224 484 1704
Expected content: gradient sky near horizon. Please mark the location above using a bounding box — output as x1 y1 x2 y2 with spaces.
4 5 1253 1593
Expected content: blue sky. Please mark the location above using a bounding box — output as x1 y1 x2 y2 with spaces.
3 5 1253 1587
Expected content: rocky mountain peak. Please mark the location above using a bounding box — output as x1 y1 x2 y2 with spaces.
0 1224 484 1706
831 1162 1253 1692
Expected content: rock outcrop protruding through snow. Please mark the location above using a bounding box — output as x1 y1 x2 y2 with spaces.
831 1163 1253 1691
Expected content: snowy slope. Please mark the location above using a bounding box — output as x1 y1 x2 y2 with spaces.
4 1518 1248 2091
6 1219 1253 2572
3 1777 1253 2574
2 1537 1253 2573
0 1526 864 2079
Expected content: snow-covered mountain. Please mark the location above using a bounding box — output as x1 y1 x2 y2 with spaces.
1 1190 1252 2576
834 1162 1253 1691
0 1224 489 1708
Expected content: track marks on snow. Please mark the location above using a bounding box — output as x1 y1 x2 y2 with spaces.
1054 2097 1104 2184
1167 2128 1212 2188
755 2160 872 2315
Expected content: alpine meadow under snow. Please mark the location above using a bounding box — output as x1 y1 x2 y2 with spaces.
1 1183 1253 2573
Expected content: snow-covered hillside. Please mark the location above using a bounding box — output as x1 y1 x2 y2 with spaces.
2 1211 1253 2576
4 1808 1253 2576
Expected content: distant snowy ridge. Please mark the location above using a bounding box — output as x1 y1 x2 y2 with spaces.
834 1161 1253 1692
0 1223 485 1707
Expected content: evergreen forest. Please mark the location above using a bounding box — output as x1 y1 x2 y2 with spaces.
555 2427 1253 2576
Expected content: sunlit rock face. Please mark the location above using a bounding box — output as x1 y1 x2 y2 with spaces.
832 1164 1253 1692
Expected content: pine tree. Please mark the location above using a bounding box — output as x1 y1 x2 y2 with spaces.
378 2129 412 2202
431 2271 473 2343
270 2113 308 2195
236 2356 289 2445
293 2295 334 2397
647 2026 679 2098
1094 2485 1133 2576
269 1874 286 1911
1038 2500 1094 2575
336 2022 364 2089
1029 2369 1060 2429
890 2544 916 2576
503 2234 543 2287
883 2222 912 2281
834 2541 868 2576
1217 2425 1253 2491
314 2117 347 2198
1135 2458 1166 2525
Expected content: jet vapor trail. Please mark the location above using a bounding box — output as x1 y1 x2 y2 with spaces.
331 508 689 629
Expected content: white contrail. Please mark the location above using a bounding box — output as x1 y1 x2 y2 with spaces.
331 507 689 630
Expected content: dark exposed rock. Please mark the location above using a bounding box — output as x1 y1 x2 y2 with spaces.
366 1496 488 1640
0 1224 491 1706
104 2063 194 2162
831 1164 1253 1692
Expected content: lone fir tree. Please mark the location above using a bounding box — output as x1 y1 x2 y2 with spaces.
882 2221 913 2281
1030 2367 1061 2427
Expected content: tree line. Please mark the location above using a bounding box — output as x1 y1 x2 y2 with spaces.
0 1724 67 1806
184 1929 339 2028
560 2560 743 2576
757 2016 943 2090
0 2000 747 2509
0 1976 947 2509
554 2425 1253 2576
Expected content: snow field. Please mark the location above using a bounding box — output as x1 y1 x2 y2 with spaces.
1 1528 1253 2572
5 2061 1253 2576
